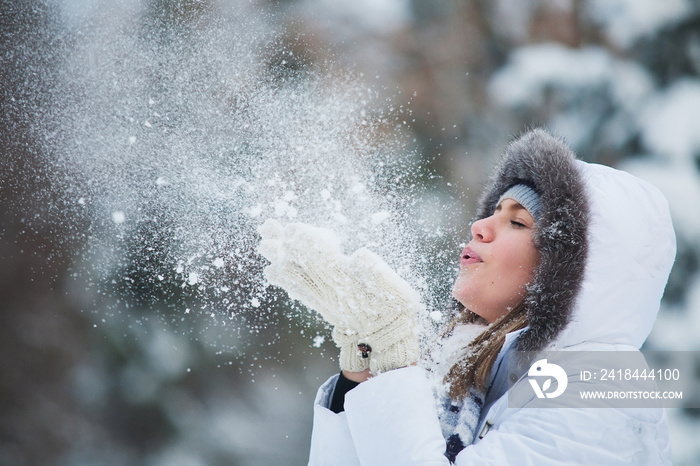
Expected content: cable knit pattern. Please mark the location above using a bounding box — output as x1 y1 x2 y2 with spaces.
258 219 422 373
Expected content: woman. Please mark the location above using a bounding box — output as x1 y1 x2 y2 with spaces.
258 128 676 465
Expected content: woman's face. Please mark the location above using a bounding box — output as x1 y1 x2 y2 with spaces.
452 198 540 323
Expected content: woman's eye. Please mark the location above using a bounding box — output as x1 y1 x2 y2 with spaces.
510 220 526 228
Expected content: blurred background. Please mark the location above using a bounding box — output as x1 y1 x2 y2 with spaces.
2 0 700 465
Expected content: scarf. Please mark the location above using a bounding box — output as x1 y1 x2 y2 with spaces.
426 323 486 462
436 386 484 462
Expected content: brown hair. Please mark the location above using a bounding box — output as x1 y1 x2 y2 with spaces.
444 301 528 400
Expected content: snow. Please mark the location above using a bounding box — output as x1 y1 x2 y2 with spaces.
111 210 126 224
21 0 700 464
371 211 391 224
350 182 366 195
247 204 263 218
586 0 692 48
609 61 655 112
273 198 298 219
489 43 657 119
638 79 700 163
621 158 700 238
332 212 349 225
489 44 611 107
312 335 325 347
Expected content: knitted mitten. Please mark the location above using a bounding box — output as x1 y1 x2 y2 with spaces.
258 219 422 374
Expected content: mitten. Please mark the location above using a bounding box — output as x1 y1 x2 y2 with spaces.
258 219 423 374
258 219 369 372
343 247 422 374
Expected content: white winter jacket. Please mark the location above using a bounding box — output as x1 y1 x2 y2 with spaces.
308 157 676 464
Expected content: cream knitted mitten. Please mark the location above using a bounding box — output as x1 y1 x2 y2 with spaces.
257 219 422 374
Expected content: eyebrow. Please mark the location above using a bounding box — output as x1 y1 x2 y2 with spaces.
495 201 536 225
495 200 528 212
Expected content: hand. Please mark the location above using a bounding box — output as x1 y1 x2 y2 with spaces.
258 219 423 374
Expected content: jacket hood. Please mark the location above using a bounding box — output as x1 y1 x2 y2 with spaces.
476 129 676 352
555 161 676 349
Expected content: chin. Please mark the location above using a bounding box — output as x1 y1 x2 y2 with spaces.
452 278 474 308
452 291 475 312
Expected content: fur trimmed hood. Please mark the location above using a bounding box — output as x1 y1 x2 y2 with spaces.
476 128 588 352
476 128 675 351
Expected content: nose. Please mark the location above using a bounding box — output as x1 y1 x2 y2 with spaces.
470 216 493 242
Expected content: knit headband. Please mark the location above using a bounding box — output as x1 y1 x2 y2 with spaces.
498 184 542 222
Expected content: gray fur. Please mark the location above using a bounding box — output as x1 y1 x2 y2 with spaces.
475 128 589 352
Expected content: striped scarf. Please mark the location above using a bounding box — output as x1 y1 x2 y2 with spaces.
435 386 484 462
426 323 487 463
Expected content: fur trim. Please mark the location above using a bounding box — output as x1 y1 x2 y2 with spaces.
475 128 589 352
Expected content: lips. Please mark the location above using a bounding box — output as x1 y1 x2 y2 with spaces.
461 246 482 266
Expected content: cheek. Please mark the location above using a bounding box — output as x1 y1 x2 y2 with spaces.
501 249 539 294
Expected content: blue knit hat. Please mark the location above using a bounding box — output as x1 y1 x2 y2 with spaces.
498 184 542 222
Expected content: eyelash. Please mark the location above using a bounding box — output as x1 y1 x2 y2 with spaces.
510 220 527 228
